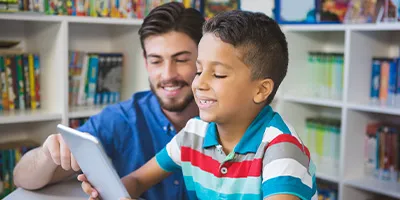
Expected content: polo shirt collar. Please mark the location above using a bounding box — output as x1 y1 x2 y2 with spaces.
148 92 171 131
202 105 275 154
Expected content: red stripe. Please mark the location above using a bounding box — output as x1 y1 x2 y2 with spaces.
181 146 262 178
266 134 310 160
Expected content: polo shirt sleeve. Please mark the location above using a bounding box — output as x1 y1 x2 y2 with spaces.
262 133 317 200
155 129 185 173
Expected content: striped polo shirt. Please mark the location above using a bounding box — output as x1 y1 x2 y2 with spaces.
156 105 317 200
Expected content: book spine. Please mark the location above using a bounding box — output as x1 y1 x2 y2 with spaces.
16 55 25 110
28 54 37 109
34 54 41 108
387 59 397 106
23 54 31 109
371 58 381 105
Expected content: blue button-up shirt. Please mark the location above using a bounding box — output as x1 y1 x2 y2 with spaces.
78 90 188 200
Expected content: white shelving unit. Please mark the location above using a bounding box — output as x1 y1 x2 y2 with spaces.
275 23 400 200
1 12 400 200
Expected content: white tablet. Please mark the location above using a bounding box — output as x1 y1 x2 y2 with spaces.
57 124 131 200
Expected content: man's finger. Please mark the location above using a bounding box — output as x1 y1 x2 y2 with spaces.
59 135 71 171
47 135 61 165
71 154 80 171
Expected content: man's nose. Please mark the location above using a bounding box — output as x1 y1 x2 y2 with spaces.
162 61 178 80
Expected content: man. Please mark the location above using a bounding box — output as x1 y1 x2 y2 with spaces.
13 2 204 200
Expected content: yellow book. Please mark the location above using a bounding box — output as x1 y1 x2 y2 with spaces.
28 54 36 109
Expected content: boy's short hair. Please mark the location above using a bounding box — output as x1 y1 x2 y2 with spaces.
139 2 205 56
203 10 288 105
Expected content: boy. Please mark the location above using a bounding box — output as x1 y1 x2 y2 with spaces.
79 10 317 200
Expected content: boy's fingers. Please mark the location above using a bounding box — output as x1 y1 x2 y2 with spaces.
81 181 95 196
91 190 99 198
77 174 87 182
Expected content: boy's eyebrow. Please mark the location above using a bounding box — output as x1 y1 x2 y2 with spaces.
196 60 233 69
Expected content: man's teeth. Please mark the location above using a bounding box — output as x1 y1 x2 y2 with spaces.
164 86 181 91
200 100 214 104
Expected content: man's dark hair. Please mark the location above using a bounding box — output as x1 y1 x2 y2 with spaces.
203 10 288 105
138 2 205 56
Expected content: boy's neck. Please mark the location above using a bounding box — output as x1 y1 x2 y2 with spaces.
216 106 263 155
162 100 199 133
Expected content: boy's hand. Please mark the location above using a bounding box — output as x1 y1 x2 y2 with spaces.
77 174 100 200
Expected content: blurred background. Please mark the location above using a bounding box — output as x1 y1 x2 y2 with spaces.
0 0 400 199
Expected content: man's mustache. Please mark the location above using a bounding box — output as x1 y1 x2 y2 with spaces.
157 79 189 87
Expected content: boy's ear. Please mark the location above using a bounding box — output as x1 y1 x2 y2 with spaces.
253 78 274 104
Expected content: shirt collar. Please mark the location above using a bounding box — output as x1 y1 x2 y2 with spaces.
148 91 172 131
202 105 275 154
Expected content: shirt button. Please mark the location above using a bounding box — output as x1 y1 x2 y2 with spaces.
174 180 179 185
163 126 167 131
220 167 228 175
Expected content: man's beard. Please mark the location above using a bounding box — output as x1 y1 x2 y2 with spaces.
150 80 195 112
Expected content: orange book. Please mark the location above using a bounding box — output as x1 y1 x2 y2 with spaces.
379 60 389 103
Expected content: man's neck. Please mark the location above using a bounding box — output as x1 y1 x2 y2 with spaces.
162 100 199 133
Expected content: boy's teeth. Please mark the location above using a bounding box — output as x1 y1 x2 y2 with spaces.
200 100 214 104
164 86 181 91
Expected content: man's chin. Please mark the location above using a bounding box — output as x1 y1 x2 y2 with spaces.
160 101 190 112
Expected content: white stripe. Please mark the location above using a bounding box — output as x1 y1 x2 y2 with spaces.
311 191 318 200
166 137 181 166
185 118 209 138
262 158 313 189
262 126 283 143
284 120 304 145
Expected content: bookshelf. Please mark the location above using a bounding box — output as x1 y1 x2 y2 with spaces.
276 23 400 200
1 12 400 200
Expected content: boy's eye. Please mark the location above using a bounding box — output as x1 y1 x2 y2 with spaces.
214 74 227 79
196 72 202 76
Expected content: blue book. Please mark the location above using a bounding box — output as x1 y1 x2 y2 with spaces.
396 58 400 106
370 58 381 105
387 59 397 106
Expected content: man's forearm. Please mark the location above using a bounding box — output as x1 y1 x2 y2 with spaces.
13 147 74 190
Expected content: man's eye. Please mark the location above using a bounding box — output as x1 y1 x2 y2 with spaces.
195 72 202 76
214 74 227 79
150 61 161 64
176 59 188 63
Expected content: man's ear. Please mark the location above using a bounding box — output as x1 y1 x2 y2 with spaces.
253 79 274 104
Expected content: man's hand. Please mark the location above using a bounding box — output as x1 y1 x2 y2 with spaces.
42 133 80 171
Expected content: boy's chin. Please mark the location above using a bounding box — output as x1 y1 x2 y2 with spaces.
199 112 216 123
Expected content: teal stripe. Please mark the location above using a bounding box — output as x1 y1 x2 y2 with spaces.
269 113 291 134
155 147 181 172
184 175 262 200
262 176 317 200
182 162 261 195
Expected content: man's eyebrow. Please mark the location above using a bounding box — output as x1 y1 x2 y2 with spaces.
172 51 191 57
147 54 162 58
